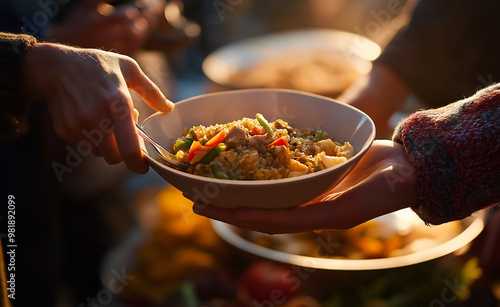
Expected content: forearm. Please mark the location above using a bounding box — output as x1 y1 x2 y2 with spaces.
338 63 411 136
0 32 38 141
393 84 500 225
376 0 500 107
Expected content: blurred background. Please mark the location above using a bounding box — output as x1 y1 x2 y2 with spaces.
1 0 499 306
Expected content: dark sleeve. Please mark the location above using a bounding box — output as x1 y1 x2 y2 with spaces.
0 32 37 141
392 83 500 225
376 0 500 108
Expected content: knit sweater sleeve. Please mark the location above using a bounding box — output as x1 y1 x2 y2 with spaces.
392 84 500 225
0 32 37 141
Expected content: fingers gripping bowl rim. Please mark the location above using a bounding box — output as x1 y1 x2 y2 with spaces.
140 89 376 209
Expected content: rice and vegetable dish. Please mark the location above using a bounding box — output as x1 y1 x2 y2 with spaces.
162 113 354 180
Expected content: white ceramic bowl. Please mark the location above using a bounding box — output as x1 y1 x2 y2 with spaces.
141 89 375 209
202 29 381 95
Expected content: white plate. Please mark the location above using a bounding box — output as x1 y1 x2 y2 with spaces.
202 29 381 92
212 209 485 270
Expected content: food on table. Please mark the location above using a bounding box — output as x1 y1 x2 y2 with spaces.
241 215 463 259
118 187 481 306
236 260 299 305
123 187 229 303
162 113 354 180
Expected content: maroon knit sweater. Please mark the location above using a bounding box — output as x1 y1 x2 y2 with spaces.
393 84 500 225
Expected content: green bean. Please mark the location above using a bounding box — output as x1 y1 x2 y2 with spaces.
200 145 226 164
212 164 230 180
256 113 274 137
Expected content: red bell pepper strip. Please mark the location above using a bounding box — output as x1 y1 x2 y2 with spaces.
266 137 288 148
252 126 267 135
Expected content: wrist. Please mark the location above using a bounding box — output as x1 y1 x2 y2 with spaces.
381 141 418 213
22 42 60 101
394 143 418 207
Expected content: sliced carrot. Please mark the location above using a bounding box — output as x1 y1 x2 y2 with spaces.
205 130 227 148
188 130 228 162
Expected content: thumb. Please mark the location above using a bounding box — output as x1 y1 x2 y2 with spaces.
121 59 175 113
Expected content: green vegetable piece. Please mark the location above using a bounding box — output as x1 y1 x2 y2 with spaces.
212 164 230 180
200 145 226 164
199 136 208 145
226 141 238 150
316 125 323 141
256 113 274 137
174 140 184 149
174 137 193 150
189 128 198 141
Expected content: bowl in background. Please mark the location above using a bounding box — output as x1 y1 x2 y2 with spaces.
140 89 375 209
202 29 381 98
